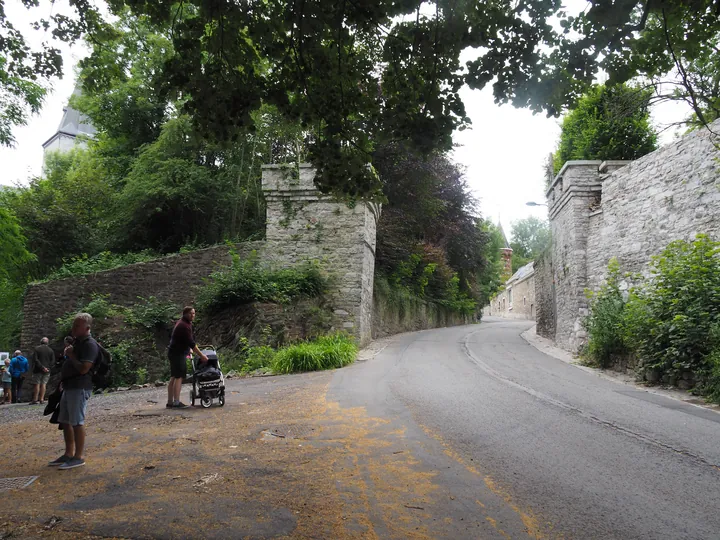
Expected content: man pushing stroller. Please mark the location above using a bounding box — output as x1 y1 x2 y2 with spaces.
166 306 207 409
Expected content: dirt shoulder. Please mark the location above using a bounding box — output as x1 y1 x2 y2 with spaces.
0 372 355 539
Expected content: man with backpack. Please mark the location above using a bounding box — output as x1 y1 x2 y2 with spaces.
30 337 55 404
48 313 99 470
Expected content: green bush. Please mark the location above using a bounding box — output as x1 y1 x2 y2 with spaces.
272 334 357 374
583 258 630 367
105 339 137 387
241 346 277 374
585 236 720 401
44 250 159 282
56 294 120 337
196 250 326 312
125 296 178 329
629 235 720 381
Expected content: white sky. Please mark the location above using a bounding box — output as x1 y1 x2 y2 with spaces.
0 0 691 241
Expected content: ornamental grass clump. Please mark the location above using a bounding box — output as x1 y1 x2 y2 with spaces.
272 334 357 374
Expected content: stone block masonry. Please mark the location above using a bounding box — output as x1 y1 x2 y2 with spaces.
22 164 380 349
541 120 720 351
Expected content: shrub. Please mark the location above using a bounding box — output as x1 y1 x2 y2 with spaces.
56 294 120 337
272 334 357 374
196 251 326 312
44 250 158 282
583 258 630 367
629 235 720 380
241 346 277 374
136 367 148 385
105 339 137 387
584 236 720 401
125 297 178 329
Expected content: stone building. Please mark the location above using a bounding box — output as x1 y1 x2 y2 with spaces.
41 86 95 164
484 261 536 320
537 120 720 351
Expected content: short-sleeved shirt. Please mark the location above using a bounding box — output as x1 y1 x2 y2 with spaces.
168 318 195 357
1 366 11 383
61 335 99 390
32 344 55 372
9 356 29 378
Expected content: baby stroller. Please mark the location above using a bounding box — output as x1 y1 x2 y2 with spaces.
189 347 226 408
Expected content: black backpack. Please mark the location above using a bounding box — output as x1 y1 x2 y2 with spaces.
92 343 112 387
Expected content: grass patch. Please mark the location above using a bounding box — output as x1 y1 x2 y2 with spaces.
272 334 357 374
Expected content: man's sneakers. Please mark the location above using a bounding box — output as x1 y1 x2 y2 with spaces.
48 454 72 466
59 457 86 470
49 455 86 469
166 401 189 408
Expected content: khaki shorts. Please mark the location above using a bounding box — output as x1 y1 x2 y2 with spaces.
31 372 50 385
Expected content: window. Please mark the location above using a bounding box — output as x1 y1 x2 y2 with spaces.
523 297 526 306
507 288 513 305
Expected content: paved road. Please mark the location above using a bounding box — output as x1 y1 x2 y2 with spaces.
330 318 720 539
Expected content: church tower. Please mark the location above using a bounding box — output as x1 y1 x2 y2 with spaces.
41 85 96 165
497 222 513 282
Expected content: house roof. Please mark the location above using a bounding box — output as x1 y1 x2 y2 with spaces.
507 261 534 285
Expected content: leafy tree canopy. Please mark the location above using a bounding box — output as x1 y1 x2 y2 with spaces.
510 216 550 273
1 0 707 195
553 83 658 174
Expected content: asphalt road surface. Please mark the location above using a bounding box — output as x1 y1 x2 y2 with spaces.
330 318 720 539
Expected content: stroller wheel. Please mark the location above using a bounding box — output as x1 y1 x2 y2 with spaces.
201 396 212 408
189 390 195 407
219 394 225 407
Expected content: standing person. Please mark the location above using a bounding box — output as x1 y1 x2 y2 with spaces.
30 337 55 404
1 358 11 404
9 351 28 404
167 306 207 408
48 313 99 470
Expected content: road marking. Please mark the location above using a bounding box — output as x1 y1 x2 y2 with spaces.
463 329 720 469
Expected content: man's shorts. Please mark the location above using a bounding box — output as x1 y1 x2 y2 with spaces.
168 352 188 379
57 388 92 426
31 372 50 385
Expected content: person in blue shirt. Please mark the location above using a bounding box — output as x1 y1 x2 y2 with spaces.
9 350 29 404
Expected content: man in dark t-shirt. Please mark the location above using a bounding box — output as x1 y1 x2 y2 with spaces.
167 306 207 408
30 337 55 404
48 313 99 470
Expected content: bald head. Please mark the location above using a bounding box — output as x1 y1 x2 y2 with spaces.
41 337 49 345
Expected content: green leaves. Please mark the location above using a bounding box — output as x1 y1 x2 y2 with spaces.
196 253 327 313
585 236 720 399
553 83 657 173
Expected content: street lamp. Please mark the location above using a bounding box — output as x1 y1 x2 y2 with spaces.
526 201 547 207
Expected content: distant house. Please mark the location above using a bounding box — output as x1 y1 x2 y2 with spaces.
41 86 96 164
484 261 536 320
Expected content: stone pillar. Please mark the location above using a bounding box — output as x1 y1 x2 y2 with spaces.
546 161 603 351
261 164 380 345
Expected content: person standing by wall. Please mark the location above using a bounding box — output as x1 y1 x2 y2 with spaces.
30 337 55 404
167 307 207 409
1 358 11 404
48 313 99 470
9 351 28 404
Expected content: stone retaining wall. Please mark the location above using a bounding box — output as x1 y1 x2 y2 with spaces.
542 121 720 350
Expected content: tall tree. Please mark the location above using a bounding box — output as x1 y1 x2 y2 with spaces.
510 217 550 273
0 0 107 146
553 84 657 174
